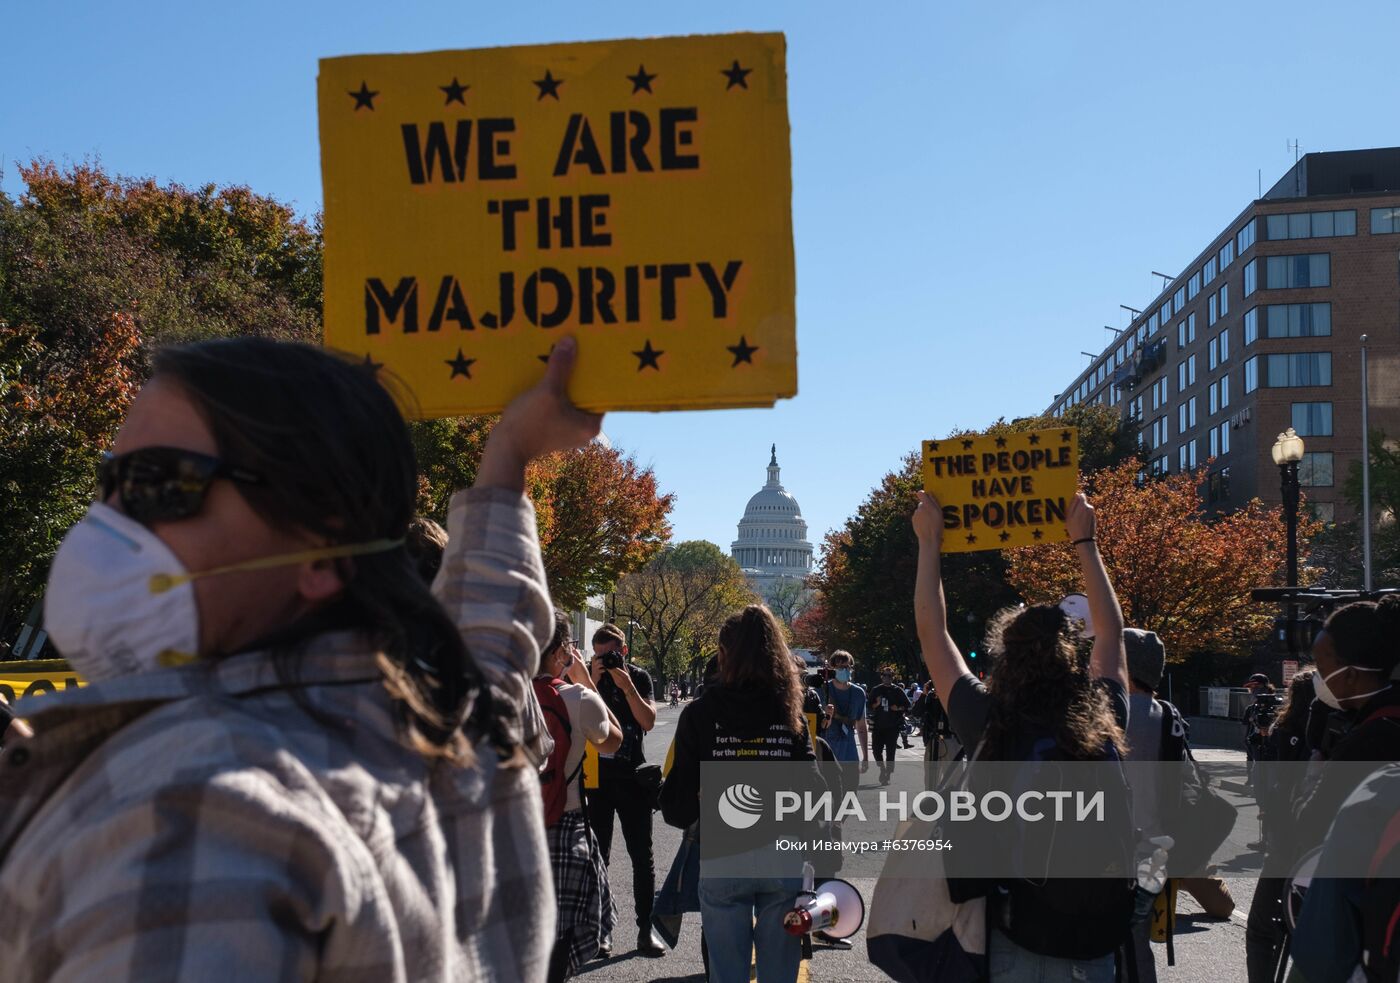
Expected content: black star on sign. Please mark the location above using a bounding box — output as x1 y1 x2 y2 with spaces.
962 439 975 450
1032 529 1044 540
633 339 664 371
1061 430 1073 443
533 70 564 100
721 59 752 90
538 344 556 364
727 335 759 366
999 531 1012 543
440 77 469 105
362 353 383 372
627 64 657 94
995 436 1007 448
928 441 940 452
965 533 978 545
445 349 475 379
1028 434 1041 445
349 81 378 110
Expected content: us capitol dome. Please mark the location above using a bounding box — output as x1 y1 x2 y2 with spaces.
731 445 813 596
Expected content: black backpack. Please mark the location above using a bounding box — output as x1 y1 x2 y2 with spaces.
988 732 1137 961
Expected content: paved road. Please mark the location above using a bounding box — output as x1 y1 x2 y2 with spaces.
576 704 1261 983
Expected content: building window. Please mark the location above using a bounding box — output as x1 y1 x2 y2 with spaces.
1173 286 1186 311
1219 422 1230 455
1208 467 1233 503
1179 444 1189 471
1177 361 1187 392
1373 207 1400 234
1188 271 1201 299
1244 259 1257 297
1209 293 1218 326
1220 373 1230 409
1203 255 1217 286
1238 220 1257 253
1310 501 1336 524
1292 401 1333 436
1188 354 1196 385
1264 303 1332 338
1298 452 1334 487
1264 253 1330 288
1159 302 1171 324
1210 427 1218 458
1178 402 1188 433
1264 209 1357 240
1244 352 1332 389
1218 239 1234 269
1178 320 1188 349
1188 396 1197 428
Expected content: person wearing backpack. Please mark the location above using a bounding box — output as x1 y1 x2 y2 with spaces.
535 610 624 981
1120 628 1236 982
913 490 1135 982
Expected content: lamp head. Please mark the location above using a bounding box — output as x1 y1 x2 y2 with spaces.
1272 428 1305 466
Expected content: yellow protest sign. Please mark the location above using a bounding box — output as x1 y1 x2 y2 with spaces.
0 660 83 704
318 32 795 417
922 428 1079 553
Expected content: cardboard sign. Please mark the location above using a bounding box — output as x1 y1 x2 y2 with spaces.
0 659 83 705
922 428 1079 553
318 32 796 417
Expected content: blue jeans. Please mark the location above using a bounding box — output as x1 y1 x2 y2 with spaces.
698 875 803 983
989 928 1115 983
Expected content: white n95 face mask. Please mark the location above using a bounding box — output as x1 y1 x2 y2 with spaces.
44 502 200 681
44 502 407 683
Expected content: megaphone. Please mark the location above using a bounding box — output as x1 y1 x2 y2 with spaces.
782 879 865 939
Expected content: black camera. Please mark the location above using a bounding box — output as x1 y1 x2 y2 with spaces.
598 650 624 671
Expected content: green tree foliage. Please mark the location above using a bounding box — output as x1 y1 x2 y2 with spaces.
1312 430 1400 588
614 541 756 683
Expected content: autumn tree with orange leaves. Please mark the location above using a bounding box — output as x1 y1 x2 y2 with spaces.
1006 459 1317 659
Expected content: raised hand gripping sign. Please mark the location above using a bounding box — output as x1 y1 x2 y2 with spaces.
922 428 1080 553
318 32 795 418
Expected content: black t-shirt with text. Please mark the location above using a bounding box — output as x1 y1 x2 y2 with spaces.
868 682 912 732
597 662 654 767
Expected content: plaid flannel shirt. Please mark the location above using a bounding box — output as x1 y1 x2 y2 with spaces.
0 486 557 982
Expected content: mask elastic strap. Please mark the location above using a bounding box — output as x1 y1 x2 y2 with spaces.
149 538 405 595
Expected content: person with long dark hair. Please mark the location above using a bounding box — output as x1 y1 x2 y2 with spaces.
913 490 1133 982
0 335 601 982
660 605 822 983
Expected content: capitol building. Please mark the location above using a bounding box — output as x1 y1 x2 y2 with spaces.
731 446 814 603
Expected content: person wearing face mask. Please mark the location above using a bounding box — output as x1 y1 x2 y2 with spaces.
0 336 602 983
1291 595 1400 863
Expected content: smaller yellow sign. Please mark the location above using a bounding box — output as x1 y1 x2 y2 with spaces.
922 428 1079 554
0 659 83 705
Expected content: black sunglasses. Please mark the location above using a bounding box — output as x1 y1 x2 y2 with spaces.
99 446 263 525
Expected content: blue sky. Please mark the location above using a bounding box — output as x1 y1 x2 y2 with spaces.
4 1 1397 550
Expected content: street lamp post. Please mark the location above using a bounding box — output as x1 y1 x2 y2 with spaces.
1272 427 1306 657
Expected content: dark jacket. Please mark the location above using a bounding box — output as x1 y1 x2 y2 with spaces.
660 684 821 830
1294 685 1400 858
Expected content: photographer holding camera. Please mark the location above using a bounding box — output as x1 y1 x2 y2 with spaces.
1242 674 1279 767
585 623 666 958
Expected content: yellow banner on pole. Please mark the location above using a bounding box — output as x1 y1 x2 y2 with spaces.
318 32 795 417
922 428 1080 553
0 660 83 704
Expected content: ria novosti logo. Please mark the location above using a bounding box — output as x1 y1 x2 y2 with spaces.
717 783 765 829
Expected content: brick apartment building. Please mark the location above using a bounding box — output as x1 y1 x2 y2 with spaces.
1048 148 1400 524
